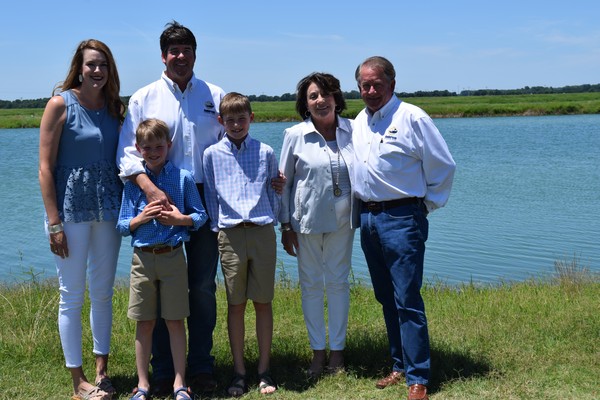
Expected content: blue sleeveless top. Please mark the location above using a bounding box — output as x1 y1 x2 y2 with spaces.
54 90 122 222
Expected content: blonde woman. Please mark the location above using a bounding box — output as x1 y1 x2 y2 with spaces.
39 39 124 400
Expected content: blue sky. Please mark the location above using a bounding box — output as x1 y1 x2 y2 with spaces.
2 0 599 100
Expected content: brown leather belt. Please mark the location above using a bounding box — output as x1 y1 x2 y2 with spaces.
139 242 183 254
363 197 420 212
234 221 260 228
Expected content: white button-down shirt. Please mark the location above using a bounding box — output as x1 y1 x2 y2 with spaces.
117 72 225 183
353 96 456 212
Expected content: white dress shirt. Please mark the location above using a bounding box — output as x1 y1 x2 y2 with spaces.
117 72 225 183
353 96 456 212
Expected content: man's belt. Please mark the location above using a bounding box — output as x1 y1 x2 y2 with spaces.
363 197 420 212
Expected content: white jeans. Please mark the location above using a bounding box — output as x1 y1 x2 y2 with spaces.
51 220 120 368
297 197 354 350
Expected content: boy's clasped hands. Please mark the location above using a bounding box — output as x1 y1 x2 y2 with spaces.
137 200 187 226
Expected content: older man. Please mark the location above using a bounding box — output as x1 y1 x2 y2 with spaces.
352 56 456 400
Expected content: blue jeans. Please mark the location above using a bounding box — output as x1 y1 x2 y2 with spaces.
151 221 219 379
360 201 430 386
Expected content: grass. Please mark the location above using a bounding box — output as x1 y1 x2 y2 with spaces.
0 108 45 129
0 259 598 400
403 92 600 118
2 92 599 129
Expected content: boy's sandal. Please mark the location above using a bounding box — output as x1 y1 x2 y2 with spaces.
130 387 150 400
257 371 277 395
95 377 117 395
173 386 193 400
227 373 248 397
72 386 110 400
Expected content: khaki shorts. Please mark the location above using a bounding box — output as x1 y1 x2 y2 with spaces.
218 224 276 305
127 245 190 321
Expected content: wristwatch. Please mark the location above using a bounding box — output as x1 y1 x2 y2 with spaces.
279 224 292 232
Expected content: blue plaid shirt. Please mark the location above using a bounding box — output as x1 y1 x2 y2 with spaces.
117 161 208 247
203 134 281 232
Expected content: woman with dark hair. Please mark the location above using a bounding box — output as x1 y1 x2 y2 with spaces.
39 39 125 400
279 72 358 378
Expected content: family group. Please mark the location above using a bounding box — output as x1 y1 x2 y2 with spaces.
39 20 455 400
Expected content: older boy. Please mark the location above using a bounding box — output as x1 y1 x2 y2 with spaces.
117 119 207 400
202 93 281 396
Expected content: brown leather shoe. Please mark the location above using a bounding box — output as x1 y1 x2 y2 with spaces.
408 384 428 400
375 371 405 389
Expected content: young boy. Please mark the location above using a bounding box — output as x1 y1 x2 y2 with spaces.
117 118 207 400
202 93 281 396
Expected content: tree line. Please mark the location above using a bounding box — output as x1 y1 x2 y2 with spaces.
2 84 599 109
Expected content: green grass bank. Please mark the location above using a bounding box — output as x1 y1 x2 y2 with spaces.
2 92 599 129
0 262 598 399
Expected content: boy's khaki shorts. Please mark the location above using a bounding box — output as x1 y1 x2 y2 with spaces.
218 224 276 305
127 245 190 321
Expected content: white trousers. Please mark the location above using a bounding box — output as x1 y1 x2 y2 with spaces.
52 220 120 368
297 197 354 350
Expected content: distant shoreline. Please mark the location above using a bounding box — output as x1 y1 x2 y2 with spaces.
1 92 599 129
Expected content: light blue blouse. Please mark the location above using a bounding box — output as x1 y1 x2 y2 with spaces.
54 90 122 222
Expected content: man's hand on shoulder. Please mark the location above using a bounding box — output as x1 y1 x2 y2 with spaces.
132 173 173 210
271 171 287 195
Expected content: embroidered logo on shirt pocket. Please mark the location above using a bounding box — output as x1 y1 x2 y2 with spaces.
204 101 216 114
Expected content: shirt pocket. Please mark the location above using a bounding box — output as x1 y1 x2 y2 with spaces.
293 184 311 221
377 139 416 173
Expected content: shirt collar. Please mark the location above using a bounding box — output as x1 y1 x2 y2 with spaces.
224 134 251 151
367 95 401 120
143 160 173 178
161 72 195 94
301 118 318 136
301 116 349 136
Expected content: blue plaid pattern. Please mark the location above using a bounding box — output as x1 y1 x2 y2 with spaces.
203 135 281 231
117 161 208 247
